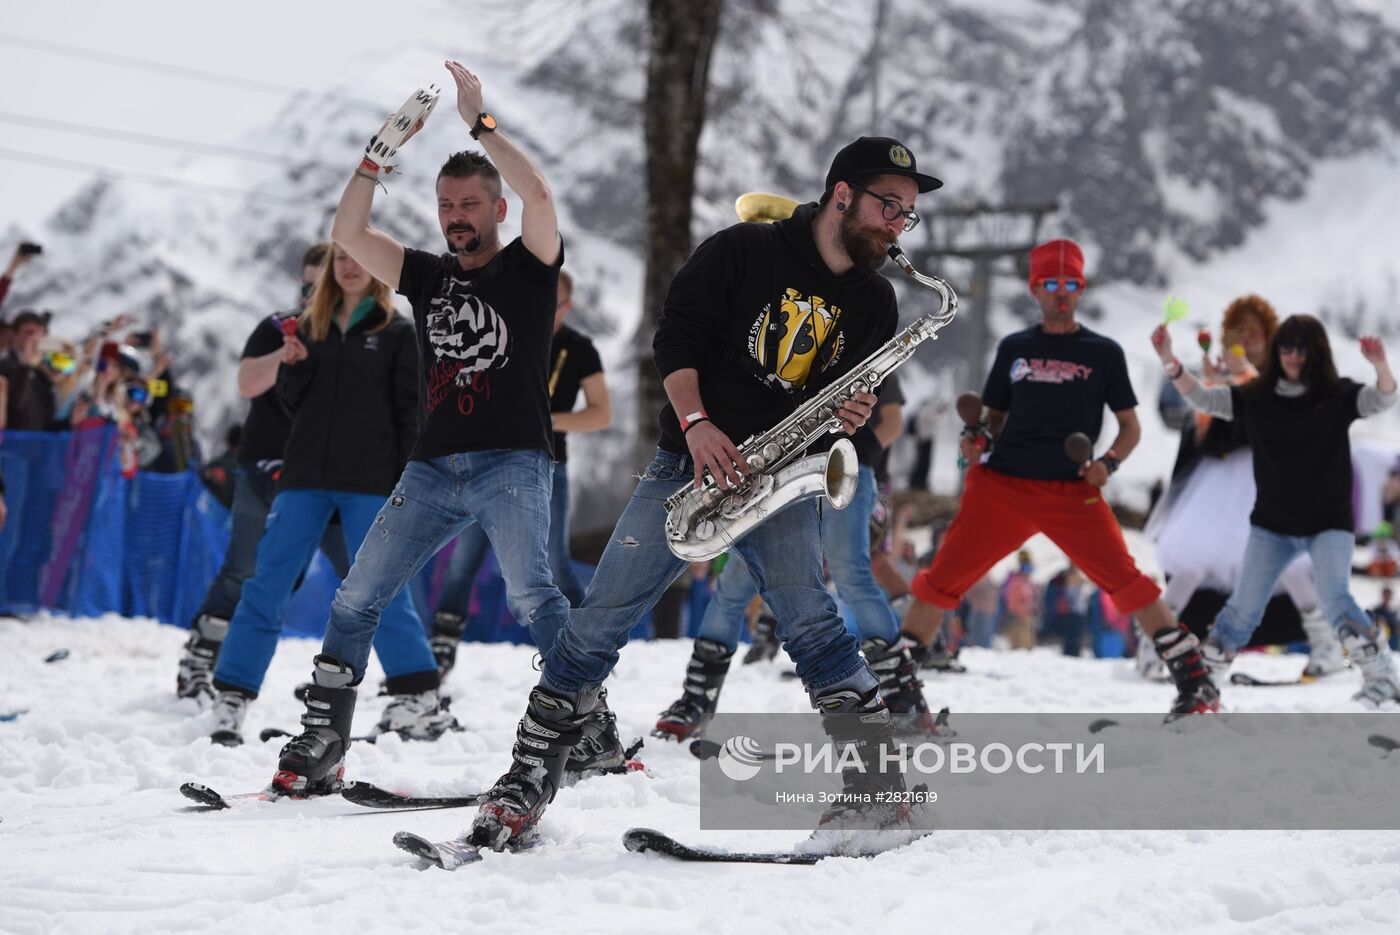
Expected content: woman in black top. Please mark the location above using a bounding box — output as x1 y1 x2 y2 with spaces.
205 245 449 746
1153 314 1400 705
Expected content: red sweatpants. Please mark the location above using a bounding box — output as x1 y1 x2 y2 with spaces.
910 465 1160 615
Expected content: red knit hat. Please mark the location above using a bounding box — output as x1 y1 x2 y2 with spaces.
1028 239 1085 288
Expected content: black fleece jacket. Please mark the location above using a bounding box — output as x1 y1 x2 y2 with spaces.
275 305 419 496
651 202 899 454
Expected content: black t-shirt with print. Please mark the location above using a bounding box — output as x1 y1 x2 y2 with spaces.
1231 378 1364 535
982 325 1137 482
238 314 295 465
549 324 604 463
398 238 563 460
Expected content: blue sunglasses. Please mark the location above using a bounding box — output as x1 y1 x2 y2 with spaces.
1042 278 1082 293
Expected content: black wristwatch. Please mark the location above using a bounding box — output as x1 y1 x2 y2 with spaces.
470 113 498 140
1098 452 1121 476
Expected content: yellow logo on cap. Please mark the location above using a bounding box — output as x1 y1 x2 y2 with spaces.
889 144 912 168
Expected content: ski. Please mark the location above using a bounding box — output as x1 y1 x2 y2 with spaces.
1367 734 1399 754
622 828 825 865
393 830 543 870
179 781 287 810
392 831 483 869
341 781 482 810
179 778 350 810
782 667 1008 681
688 737 778 761
1229 672 1318 688
343 752 645 813
1088 714 1223 732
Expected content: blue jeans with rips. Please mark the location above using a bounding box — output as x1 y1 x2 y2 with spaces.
436 461 586 618
696 465 899 650
322 450 567 683
1212 525 1372 652
540 448 877 700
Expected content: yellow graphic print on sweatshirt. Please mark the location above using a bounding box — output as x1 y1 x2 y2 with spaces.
749 288 845 390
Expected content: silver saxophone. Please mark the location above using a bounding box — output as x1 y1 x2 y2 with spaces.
664 243 959 561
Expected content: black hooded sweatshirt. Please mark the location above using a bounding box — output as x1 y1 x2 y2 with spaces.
651 202 899 455
275 303 419 495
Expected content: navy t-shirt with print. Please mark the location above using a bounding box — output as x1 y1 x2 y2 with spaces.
397 238 563 460
982 325 1137 481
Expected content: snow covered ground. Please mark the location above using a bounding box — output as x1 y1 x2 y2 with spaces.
4 601 1400 934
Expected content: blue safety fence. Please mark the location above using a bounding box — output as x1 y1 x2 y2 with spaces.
0 427 674 643
0 430 71 612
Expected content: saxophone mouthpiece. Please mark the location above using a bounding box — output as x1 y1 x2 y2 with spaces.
886 243 914 273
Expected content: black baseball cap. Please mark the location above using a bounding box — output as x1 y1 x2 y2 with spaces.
825 136 942 194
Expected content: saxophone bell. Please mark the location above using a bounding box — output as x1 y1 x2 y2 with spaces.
664 439 859 562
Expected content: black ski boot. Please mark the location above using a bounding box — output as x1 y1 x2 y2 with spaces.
1154 624 1222 722
653 639 734 741
861 636 952 739
916 626 966 673
430 610 466 677
742 611 780 665
273 653 357 796
176 614 228 704
563 689 635 781
805 683 918 855
471 685 591 850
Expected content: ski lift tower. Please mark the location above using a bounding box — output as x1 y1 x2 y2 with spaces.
904 200 1059 391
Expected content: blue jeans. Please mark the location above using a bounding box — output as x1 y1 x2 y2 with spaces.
435 522 491 620
194 465 350 624
214 488 433 695
1213 526 1372 652
322 451 567 683
697 465 899 650
963 608 998 648
547 463 587 606
436 461 586 618
542 448 877 698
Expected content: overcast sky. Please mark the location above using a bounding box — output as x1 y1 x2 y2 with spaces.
0 0 450 232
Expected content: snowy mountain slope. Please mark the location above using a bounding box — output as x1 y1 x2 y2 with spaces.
5 601 1400 935
7 0 1400 522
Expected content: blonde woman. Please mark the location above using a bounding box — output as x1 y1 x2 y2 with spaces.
207 246 448 749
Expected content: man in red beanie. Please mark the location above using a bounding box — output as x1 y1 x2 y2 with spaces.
898 238 1220 720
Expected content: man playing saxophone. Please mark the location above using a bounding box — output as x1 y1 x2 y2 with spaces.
469 137 944 852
